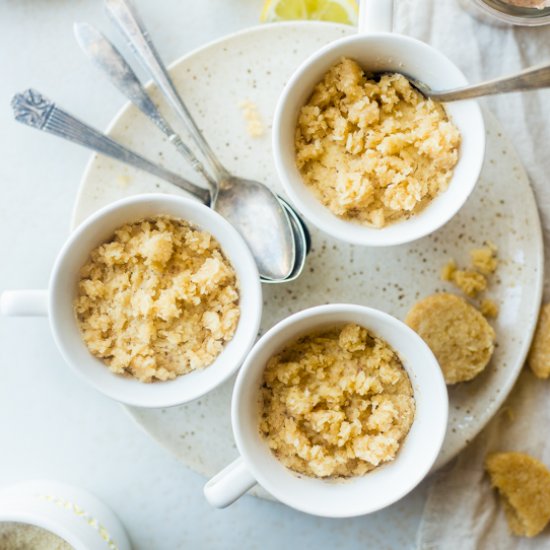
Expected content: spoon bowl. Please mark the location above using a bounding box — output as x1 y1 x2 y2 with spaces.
214 177 296 281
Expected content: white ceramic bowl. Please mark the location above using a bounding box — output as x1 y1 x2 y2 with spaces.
0 480 131 550
0 194 262 408
205 304 448 517
272 1 485 247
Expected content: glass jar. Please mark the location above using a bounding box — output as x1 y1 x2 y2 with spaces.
459 0 550 26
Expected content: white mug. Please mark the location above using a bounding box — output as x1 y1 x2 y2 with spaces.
204 304 448 518
0 194 262 408
272 0 485 247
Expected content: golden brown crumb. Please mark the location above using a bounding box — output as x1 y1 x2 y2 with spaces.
440 259 456 282
441 245 498 299
295 58 460 228
259 324 415 478
480 298 499 318
440 261 487 298
451 269 487 297
485 452 550 537
75 216 240 383
470 244 498 275
239 100 264 137
405 293 495 384
528 303 550 379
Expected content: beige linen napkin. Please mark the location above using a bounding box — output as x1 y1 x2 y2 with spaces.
390 1 550 548
417 369 550 549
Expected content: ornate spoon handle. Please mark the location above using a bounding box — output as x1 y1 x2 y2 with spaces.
105 0 230 182
11 89 210 205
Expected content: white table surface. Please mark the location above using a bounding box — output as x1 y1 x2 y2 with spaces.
0 1 527 549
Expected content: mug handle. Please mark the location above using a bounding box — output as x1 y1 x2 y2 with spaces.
204 456 257 508
359 0 394 34
0 290 49 316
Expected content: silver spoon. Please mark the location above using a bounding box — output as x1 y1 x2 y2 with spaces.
73 23 219 200
10 88 308 282
407 61 550 102
104 0 296 282
73 22 307 284
11 88 210 203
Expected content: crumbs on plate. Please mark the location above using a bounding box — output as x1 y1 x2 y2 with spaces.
239 99 265 138
441 242 499 317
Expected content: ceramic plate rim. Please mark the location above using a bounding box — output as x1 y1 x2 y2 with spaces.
71 21 544 481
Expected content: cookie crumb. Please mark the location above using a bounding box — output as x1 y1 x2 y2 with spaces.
239 100 265 137
441 259 456 281
528 303 550 379
485 452 550 537
441 244 498 299
471 243 498 275
452 269 487 298
480 298 499 318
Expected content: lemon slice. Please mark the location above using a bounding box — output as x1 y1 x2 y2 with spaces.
261 0 359 25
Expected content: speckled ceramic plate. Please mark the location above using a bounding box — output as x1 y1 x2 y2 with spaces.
72 23 543 493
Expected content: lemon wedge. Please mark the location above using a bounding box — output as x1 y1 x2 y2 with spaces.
261 0 359 25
